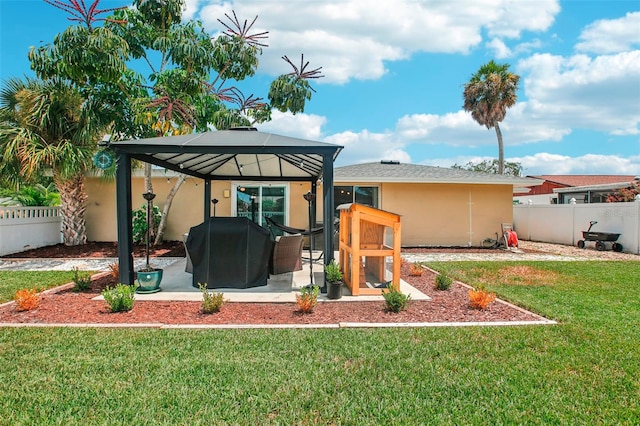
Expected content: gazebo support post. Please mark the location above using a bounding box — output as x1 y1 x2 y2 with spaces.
204 179 211 219
322 153 335 266
115 152 134 285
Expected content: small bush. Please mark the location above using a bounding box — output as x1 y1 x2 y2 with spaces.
199 283 226 314
108 262 119 279
435 274 453 291
72 267 92 292
102 284 135 313
296 285 319 313
468 285 496 310
383 283 411 313
14 288 40 311
409 262 423 276
324 260 343 282
132 204 161 244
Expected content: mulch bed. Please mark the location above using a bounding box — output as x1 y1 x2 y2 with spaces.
0 253 547 326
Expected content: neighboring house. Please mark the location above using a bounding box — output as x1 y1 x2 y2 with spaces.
84 161 542 247
555 178 640 204
514 175 636 204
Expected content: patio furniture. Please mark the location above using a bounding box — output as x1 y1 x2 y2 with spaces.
185 217 272 289
264 216 340 261
182 233 193 273
270 234 303 275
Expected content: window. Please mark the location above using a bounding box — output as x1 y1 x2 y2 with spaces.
334 186 379 211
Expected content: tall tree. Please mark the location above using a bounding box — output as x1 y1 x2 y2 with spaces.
29 0 323 244
0 77 104 245
463 60 520 174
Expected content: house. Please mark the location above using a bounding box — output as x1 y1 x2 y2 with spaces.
554 178 640 204
83 159 541 249
514 175 637 204
332 161 541 246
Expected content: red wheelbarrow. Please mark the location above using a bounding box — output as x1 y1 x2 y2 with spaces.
577 221 623 252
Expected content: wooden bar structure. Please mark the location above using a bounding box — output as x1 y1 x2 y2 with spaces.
338 203 401 296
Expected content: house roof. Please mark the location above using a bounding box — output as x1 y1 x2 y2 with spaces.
554 180 639 193
335 161 543 187
527 175 637 187
106 128 343 182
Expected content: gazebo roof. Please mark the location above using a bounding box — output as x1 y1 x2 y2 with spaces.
107 128 342 182
108 128 342 285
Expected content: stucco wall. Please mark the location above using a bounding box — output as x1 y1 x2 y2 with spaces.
379 183 513 247
86 176 513 247
86 175 312 242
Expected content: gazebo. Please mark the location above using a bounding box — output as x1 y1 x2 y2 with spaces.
105 128 343 286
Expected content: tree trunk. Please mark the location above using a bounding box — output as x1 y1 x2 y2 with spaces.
494 122 505 174
154 174 187 245
55 174 88 246
144 162 153 193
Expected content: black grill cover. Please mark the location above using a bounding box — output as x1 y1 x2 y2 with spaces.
186 217 272 289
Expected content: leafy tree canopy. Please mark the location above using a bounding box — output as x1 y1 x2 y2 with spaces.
452 159 523 177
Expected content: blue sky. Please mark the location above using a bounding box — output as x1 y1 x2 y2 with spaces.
1 0 639 176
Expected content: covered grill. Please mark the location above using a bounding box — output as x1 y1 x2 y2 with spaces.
186 217 272 289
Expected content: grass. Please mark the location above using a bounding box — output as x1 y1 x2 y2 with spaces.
0 261 638 424
0 271 82 303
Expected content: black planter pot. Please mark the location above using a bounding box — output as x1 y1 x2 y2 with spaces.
327 280 343 300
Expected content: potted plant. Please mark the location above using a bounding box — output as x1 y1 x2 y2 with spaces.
324 259 343 300
136 191 162 294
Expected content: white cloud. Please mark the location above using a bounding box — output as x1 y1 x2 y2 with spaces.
254 110 326 141
514 152 640 175
486 38 511 59
324 130 411 166
183 0 200 21
196 0 560 83
576 11 640 54
422 152 640 175
518 51 640 135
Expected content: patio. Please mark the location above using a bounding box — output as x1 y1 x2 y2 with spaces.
100 254 430 303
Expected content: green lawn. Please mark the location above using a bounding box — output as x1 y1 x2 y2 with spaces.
0 271 80 303
0 261 638 425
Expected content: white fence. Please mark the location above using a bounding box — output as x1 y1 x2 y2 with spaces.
514 201 640 254
0 206 62 256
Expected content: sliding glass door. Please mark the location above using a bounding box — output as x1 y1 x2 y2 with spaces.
234 184 287 231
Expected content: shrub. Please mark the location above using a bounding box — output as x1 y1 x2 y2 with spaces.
435 274 453 291
72 267 92 292
296 285 319 313
108 262 119 279
383 283 411 313
324 259 343 283
199 283 226 314
468 285 496 310
14 288 40 311
409 262 423 276
132 203 161 244
102 284 135 312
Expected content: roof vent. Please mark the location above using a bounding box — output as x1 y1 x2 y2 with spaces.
229 126 257 131
380 160 400 165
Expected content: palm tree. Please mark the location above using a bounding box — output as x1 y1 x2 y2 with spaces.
463 60 520 174
0 77 103 245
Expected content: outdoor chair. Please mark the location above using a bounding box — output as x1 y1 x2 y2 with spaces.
264 216 339 262
182 233 193 273
270 234 303 275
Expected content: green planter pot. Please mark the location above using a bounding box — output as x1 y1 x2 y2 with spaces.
327 280 343 300
136 268 163 294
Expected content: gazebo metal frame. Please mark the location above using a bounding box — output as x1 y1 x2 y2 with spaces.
105 128 343 285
